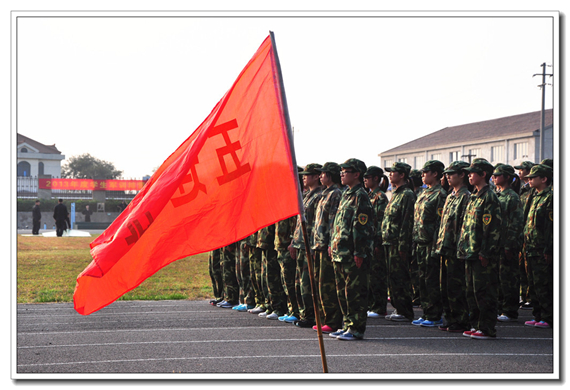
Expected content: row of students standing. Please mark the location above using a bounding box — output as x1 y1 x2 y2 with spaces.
208 157 554 341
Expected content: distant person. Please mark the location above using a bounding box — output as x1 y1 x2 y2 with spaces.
53 199 69 237
118 200 128 212
82 205 93 222
32 200 41 235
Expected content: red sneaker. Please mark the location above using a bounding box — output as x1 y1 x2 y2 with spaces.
462 328 477 337
470 330 496 340
313 324 334 333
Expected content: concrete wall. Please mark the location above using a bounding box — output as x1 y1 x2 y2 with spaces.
17 211 121 229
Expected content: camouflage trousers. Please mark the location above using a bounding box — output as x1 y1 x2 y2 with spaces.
208 249 223 300
416 244 443 321
333 259 370 336
249 247 265 307
316 250 342 329
498 250 520 318
221 243 239 304
527 256 553 326
385 245 414 320
519 249 530 303
261 248 287 315
465 258 499 337
277 249 300 317
295 249 315 322
410 244 421 306
237 242 255 306
368 247 388 314
440 254 469 328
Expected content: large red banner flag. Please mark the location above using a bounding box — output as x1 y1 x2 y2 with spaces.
73 33 302 315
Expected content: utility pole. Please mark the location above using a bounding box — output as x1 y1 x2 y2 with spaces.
533 63 553 162
461 152 477 164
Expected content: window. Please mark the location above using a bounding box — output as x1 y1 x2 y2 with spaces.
468 149 481 159
38 162 44 176
397 157 407 163
17 161 31 177
414 155 425 169
491 145 504 163
449 151 460 162
20 147 28 153
514 142 528 159
383 159 393 168
430 153 442 161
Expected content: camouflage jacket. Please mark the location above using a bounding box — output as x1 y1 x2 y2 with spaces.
413 183 448 246
369 187 389 249
245 231 258 247
275 216 297 250
456 185 503 260
381 185 415 253
524 185 553 257
256 224 276 250
312 184 343 250
520 183 535 220
434 186 471 257
331 183 374 262
496 187 524 252
292 186 323 249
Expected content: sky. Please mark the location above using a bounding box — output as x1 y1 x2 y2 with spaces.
14 11 556 179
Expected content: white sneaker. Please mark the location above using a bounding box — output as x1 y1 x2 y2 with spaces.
497 314 516 322
367 311 381 318
266 312 279 320
258 311 268 317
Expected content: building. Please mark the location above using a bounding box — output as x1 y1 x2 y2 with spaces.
379 109 553 169
17 133 65 177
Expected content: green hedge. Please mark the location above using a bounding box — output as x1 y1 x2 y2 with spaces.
17 199 130 213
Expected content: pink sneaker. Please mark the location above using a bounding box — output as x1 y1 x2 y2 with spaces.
534 321 551 329
470 330 496 340
313 324 334 333
525 320 539 327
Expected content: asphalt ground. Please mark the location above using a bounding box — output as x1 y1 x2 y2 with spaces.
14 299 557 379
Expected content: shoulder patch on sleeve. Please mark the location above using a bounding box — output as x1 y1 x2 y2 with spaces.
358 213 368 225
549 211 553 221
437 207 443 217
482 214 492 225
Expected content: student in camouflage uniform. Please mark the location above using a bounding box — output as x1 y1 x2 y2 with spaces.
328 158 374 340
208 248 224 305
311 162 343 333
514 161 535 309
257 224 287 319
492 164 524 322
275 216 300 322
411 160 448 328
409 169 424 307
435 161 471 332
232 240 256 312
245 231 265 314
364 166 389 318
290 163 323 328
523 164 554 329
457 159 502 339
382 162 416 322
216 242 240 308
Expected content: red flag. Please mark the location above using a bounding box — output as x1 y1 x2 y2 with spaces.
73 34 302 315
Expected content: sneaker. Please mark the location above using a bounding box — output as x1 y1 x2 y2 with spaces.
329 329 347 338
525 319 540 327
411 317 425 326
209 298 223 306
249 306 266 314
232 304 246 311
266 312 279 320
258 311 268 317
385 310 397 320
447 324 468 333
278 314 289 321
367 311 382 318
283 315 299 323
421 319 444 327
471 330 496 340
336 330 363 340
463 328 477 337
218 301 238 309
520 302 533 310
390 314 409 322
438 325 449 331
294 319 315 328
312 324 334 333
497 314 516 322
534 321 551 329
215 300 228 307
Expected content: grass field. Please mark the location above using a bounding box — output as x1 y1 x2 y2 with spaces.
17 235 213 304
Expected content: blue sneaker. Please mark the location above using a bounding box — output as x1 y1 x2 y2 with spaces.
336 330 363 340
329 329 346 338
420 319 444 327
278 314 289 322
283 315 299 323
412 317 425 326
234 304 250 312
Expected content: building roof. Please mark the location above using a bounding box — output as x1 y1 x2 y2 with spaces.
17 133 62 155
380 109 553 155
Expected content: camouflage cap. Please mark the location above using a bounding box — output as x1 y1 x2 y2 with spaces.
340 158 367 174
385 161 412 175
316 162 341 176
364 165 384 178
492 164 515 176
540 158 553 169
297 166 304 172
443 160 470 174
409 169 422 179
299 163 323 175
421 160 445 173
513 161 535 170
525 164 553 179
464 159 494 175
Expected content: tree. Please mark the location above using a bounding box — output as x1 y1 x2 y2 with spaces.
61 153 123 179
